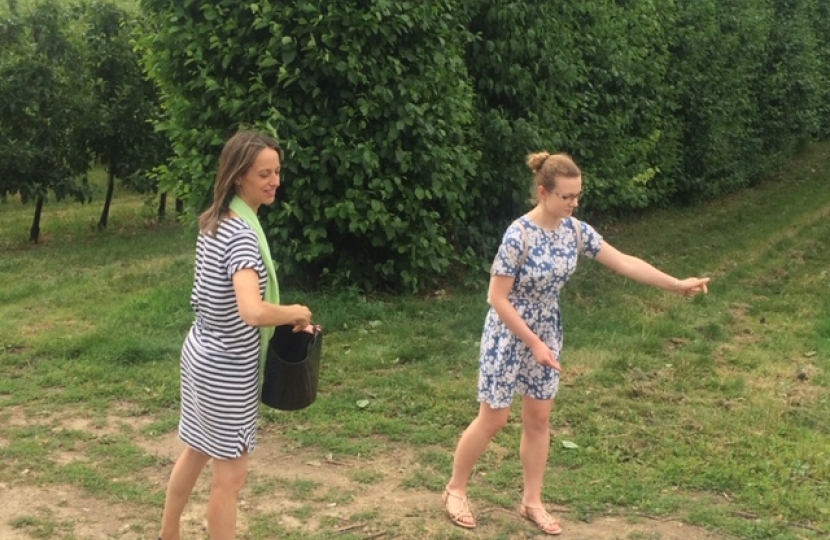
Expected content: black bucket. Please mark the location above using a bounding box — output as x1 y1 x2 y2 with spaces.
261 325 322 411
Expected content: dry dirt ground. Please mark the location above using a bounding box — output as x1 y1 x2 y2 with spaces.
1 410 730 540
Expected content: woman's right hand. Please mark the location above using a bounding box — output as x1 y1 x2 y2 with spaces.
530 341 561 372
288 304 312 331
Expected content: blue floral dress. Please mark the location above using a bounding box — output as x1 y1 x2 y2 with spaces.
478 216 603 408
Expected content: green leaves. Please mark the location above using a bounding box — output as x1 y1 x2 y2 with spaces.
139 0 477 292
134 0 829 291
0 0 93 232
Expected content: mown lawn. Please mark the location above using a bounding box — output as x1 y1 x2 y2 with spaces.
1 145 829 540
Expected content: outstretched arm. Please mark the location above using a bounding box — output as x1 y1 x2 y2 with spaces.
594 242 710 296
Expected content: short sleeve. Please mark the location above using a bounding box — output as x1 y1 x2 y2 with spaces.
577 219 603 259
226 226 263 280
490 222 526 277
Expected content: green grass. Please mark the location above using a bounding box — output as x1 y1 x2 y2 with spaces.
1 146 830 539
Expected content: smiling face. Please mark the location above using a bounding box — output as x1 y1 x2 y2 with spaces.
538 174 582 220
235 147 281 211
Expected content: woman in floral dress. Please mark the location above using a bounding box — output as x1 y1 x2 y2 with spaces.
442 152 711 535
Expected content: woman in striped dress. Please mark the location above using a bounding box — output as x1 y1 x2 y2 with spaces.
157 131 313 540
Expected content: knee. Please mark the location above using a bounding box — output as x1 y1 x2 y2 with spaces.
522 413 551 436
476 412 510 438
211 464 248 495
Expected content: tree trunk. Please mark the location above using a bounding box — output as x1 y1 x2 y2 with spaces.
175 197 184 214
158 192 167 220
29 195 44 243
97 169 115 230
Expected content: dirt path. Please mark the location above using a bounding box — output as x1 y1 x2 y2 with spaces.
1 414 730 540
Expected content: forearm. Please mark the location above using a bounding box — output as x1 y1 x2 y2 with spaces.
616 255 679 292
237 300 310 328
490 296 543 348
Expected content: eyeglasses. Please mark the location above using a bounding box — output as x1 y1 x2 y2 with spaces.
548 190 584 203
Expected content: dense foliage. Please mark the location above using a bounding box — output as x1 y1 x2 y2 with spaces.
0 0 92 241
466 0 677 232
137 0 827 291
0 0 166 240
139 0 477 291
3 0 827 282
82 0 168 229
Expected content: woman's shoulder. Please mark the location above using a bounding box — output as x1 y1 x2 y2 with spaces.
217 217 255 235
199 218 257 246
570 216 600 235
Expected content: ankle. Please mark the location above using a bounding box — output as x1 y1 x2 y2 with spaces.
445 483 467 496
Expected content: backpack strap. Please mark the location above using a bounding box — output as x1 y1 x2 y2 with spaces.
514 219 530 269
572 217 583 254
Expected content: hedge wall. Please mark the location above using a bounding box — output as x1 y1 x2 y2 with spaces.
139 0 476 291
138 0 828 290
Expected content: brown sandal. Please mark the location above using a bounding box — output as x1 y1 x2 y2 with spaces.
442 489 476 529
519 504 562 535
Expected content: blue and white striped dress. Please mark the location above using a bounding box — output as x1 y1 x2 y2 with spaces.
179 217 266 459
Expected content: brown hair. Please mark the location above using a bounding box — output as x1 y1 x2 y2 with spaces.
199 130 283 234
526 152 581 203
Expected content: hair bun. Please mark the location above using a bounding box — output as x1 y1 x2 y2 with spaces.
526 152 550 173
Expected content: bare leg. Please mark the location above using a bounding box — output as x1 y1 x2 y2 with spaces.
159 445 211 540
519 395 561 534
206 452 248 540
519 395 553 507
444 403 510 526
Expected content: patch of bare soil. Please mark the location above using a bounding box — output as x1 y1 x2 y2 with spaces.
1 483 156 540
2 415 731 540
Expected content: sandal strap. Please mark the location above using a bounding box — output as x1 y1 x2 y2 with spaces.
443 489 475 526
444 490 471 516
521 504 562 534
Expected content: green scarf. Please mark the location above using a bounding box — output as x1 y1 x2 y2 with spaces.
229 196 280 363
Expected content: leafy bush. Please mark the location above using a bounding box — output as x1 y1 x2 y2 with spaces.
138 0 476 292
136 0 829 289
754 0 822 160
810 0 830 139
465 0 678 233
667 0 772 200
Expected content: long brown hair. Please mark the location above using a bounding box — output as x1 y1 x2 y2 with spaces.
526 152 581 203
199 130 283 234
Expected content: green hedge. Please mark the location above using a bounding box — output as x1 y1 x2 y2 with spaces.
811 0 830 139
139 0 476 292
668 0 824 201
465 0 679 239
137 0 828 290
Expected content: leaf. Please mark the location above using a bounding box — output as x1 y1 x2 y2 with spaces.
259 57 278 68
804 351 817 357
356 399 370 409
561 440 579 449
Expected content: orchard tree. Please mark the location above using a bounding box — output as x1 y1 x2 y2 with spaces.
0 0 92 242
82 0 168 230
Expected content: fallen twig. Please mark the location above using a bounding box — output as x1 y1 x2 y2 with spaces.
336 522 366 533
